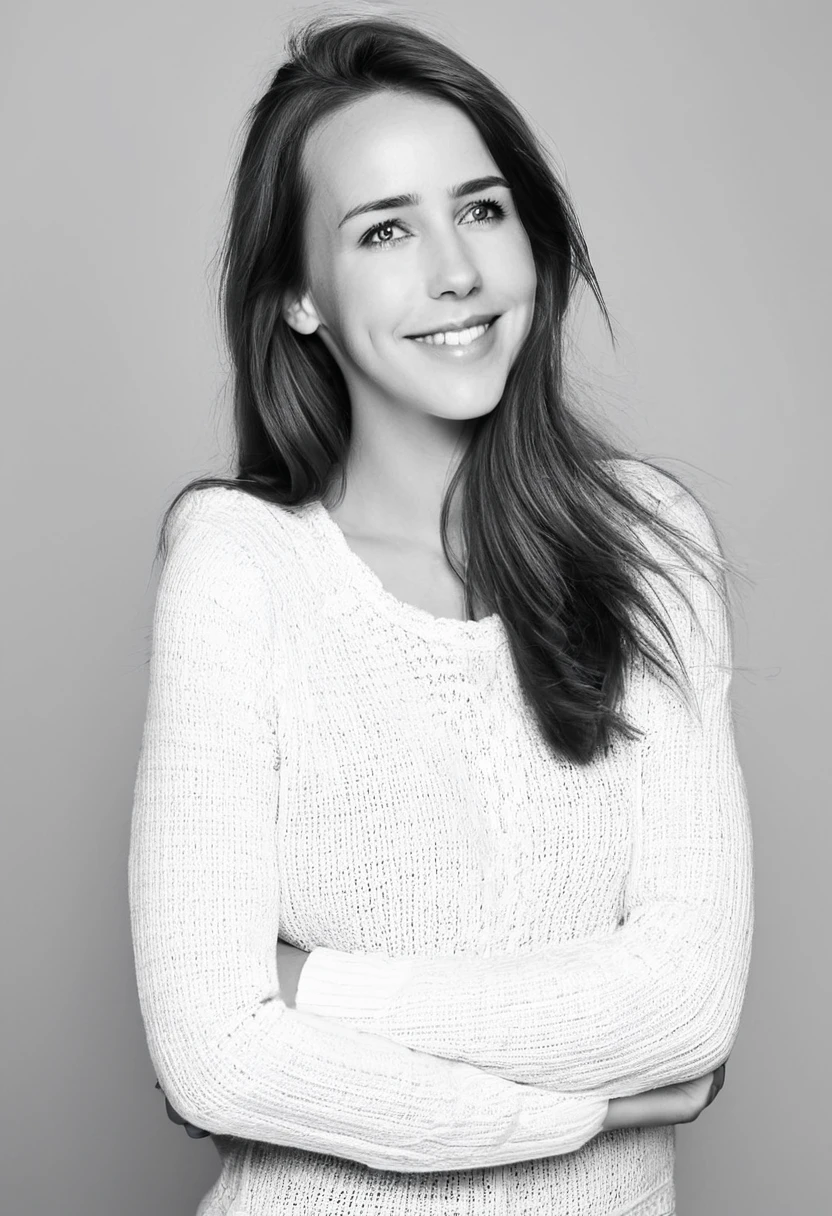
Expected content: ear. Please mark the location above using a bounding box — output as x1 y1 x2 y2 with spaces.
282 290 322 336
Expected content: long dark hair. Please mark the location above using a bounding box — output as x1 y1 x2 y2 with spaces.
156 12 731 765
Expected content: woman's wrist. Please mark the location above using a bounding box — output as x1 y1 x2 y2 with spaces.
602 1094 645 1132
602 1090 687 1132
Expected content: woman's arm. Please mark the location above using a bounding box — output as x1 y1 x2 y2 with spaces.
292 480 754 1100
130 489 612 1172
163 941 727 1137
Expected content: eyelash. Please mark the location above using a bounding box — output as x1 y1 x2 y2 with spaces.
360 197 507 250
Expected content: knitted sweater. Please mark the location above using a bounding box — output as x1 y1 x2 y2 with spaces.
128 459 753 1216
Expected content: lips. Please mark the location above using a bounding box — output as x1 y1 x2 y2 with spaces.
406 313 499 339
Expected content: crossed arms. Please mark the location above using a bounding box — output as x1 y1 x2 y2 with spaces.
131 485 753 1171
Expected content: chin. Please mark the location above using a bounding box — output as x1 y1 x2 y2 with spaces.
442 405 500 428
450 390 504 422
417 378 507 420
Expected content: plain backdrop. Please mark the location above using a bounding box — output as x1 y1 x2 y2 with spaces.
2 1 829 1212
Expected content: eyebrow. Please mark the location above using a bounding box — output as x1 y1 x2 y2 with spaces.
337 175 511 229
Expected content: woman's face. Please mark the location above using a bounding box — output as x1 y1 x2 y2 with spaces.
285 90 536 427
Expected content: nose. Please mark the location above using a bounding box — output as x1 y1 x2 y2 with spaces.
424 226 483 300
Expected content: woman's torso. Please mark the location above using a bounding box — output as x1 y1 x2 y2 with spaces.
193 484 678 1215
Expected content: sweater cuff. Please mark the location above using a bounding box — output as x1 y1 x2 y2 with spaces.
295 947 416 1018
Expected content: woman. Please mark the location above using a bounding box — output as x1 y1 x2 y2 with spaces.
129 13 752 1216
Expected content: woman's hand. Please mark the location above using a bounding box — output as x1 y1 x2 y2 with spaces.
601 1061 728 1132
156 1083 212 1138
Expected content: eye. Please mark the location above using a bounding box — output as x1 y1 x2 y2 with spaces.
361 220 409 249
462 198 507 225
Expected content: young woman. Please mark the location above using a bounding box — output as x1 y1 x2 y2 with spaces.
128 14 752 1216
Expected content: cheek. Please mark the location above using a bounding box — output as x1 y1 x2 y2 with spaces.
305 240 389 343
339 261 408 335
341 275 419 370
357 256 413 317
502 234 537 307
475 235 535 322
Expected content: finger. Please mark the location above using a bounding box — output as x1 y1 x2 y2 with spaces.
706 1065 726 1106
164 1095 186 1126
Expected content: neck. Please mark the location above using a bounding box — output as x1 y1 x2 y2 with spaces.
323 408 475 553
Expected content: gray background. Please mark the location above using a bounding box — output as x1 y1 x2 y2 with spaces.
2 1 828 1212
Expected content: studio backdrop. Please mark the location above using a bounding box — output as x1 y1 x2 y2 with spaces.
2 1 828 1213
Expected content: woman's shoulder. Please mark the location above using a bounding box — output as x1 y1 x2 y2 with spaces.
602 458 717 551
603 457 680 508
165 483 305 550
158 485 322 604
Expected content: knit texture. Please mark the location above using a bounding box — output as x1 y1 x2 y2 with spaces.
128 458 753 1216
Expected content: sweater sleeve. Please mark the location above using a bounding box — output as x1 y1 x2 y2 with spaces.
127 489 609 1173
294 480 755 1099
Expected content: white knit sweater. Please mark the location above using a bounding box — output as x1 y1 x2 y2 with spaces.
128 459 753 1216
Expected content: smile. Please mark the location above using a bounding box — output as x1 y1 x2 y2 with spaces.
410 319 495 347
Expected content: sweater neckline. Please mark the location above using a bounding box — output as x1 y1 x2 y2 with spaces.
305 498 503 647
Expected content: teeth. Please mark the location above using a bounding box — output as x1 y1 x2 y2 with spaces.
413 321 492 346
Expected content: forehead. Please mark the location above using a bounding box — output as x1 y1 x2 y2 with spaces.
302 91 498 215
